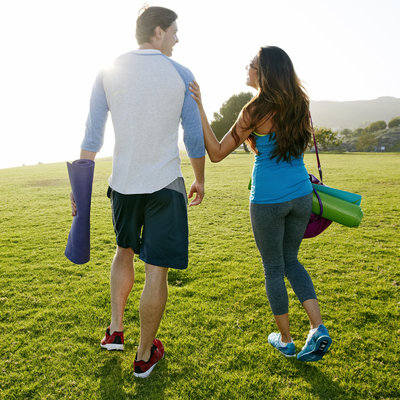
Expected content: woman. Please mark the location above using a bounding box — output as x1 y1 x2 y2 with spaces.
189 46 332 361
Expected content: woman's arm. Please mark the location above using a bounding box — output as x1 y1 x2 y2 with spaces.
189 81 253 163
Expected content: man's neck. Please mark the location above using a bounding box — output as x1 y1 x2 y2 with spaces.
139 43 160 51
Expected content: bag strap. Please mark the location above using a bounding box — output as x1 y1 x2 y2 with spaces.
310 112 323 183
313 186 324 216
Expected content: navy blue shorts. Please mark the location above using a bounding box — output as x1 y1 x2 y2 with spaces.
108 178 188 269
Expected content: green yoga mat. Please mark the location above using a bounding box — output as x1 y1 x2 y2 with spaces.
312 184 362 205
312 189 363 227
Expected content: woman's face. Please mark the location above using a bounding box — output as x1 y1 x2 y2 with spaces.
246 55 259 89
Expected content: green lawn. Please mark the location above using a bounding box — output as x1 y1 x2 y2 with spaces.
0 152 399 399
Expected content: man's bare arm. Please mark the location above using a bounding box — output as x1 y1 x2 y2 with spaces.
80 149 97 161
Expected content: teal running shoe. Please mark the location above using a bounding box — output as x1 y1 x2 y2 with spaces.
268 332 296 357
297 324 332 362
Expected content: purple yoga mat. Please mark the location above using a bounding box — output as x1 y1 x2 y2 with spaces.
65 159 95 264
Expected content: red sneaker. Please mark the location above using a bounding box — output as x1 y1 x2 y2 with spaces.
100 327 124 351
133 339 165 378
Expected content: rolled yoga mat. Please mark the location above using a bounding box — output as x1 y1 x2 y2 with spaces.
65 159 95 264
312 189 363 228
312 183 362 205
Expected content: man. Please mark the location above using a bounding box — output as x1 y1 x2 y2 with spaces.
71 6 205 378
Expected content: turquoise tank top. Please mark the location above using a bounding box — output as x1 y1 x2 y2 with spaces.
250 133 312 204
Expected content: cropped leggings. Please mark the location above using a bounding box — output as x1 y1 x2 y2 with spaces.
250 193 317 315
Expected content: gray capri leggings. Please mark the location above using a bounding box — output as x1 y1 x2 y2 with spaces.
250 193 317 315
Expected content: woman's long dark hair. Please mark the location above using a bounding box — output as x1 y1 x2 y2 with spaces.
237 46 312 162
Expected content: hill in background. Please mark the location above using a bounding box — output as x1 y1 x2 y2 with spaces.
310 96 400 130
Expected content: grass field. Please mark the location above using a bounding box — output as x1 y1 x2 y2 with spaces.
0 152 399 399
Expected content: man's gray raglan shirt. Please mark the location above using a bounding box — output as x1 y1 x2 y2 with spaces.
81 49 205 194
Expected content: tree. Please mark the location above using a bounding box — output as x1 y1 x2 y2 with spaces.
365 120 387 133
340 128 353 137
353 128 364 136
388 116 400 129
313 127 342 151
210 92 253 151
356 132 378 151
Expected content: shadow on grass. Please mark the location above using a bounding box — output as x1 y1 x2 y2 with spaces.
100 356 126 399
292 359 351 399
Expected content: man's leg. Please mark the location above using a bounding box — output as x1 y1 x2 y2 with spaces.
109 246 135 333
136 263 168 361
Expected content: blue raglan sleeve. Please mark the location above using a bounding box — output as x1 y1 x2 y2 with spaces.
81 70 109 152
174 66 205 158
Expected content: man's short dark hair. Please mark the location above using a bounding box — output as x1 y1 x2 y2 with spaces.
136 6 178 44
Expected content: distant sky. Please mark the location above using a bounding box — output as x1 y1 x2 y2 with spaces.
0 0 399 168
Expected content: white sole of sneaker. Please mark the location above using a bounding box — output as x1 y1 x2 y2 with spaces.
100 343 124 351
133 363 158 379
133 353 165 378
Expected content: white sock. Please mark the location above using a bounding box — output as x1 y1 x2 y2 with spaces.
309 327 318 335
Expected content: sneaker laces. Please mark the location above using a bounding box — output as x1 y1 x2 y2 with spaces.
302 330 316 350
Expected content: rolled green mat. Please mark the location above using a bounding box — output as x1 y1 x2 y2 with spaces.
312 190 363 227
312 183 362 205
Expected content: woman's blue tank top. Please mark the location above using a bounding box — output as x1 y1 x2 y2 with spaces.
250 133 312 204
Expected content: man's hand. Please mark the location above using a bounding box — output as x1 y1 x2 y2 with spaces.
70 192 77 216
188 180 204 206
69 152 97 217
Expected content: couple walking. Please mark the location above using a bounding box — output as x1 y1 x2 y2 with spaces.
70 6 332 378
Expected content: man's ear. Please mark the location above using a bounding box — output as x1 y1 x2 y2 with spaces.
153 26 164 41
